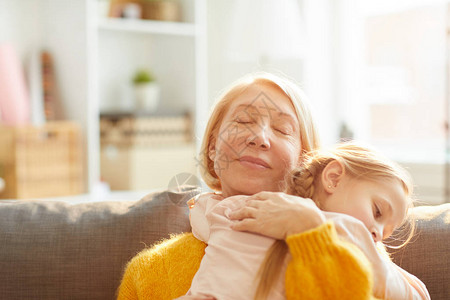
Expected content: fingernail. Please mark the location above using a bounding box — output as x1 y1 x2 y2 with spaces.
224 208 233 218
187 198 195 206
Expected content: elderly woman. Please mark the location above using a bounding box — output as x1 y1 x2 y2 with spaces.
117 72 429 300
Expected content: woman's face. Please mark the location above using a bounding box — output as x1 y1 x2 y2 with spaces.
210 82 302 197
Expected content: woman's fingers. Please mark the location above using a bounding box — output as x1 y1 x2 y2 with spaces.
228 206 258 220
230 218 258 232
245 199 263 208
227 191 325 239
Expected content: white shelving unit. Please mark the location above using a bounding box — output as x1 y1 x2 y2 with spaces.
95 0 208 191
97 18 197 36
0 0 208 194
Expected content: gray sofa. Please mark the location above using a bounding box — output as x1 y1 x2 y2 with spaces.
0 187 448 299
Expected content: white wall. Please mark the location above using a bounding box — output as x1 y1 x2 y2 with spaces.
0 0 90 124
0 1 42 60
40 0 90 126
0 0 95 191
206 0 338 146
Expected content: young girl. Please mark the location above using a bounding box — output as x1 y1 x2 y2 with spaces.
188 142 430 300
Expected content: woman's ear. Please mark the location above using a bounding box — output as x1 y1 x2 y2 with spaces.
321 160 345 194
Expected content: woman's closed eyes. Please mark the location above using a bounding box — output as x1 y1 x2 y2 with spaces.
273 122 294 136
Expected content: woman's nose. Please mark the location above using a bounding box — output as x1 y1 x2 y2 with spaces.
245 126 270 150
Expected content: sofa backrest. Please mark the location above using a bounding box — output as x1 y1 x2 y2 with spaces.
1 188 448 299
0 186 200 300
388 203 450 300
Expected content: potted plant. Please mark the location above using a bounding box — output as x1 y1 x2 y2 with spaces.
132 69 160 112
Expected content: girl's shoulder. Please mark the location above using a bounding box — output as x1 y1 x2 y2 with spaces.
189 192 224 214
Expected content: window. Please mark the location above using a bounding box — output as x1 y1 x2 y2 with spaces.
337 1 449 204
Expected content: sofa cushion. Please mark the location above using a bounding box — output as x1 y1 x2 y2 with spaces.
0 186 200 300
388 203 450 300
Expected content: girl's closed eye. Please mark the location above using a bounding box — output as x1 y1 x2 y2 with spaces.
374 203 382 218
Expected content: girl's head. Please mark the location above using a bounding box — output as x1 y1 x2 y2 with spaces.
288 142 414 243
200 72 320 197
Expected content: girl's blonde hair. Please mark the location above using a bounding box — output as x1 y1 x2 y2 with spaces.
254 142 415 300
199 72 321 191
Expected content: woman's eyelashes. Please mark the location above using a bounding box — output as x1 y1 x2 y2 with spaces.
274 125 293 135
236 118 253 124
234 115 294 136
272 120 295 135
235 112 254 124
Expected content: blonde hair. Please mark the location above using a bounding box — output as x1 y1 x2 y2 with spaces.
254 142 415 300
199 72 321 191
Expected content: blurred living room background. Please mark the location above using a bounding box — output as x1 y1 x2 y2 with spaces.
0 0 449 205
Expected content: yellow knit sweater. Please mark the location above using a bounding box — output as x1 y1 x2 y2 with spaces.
117 222 376 300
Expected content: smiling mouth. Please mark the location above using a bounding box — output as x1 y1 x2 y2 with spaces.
238 156 271 169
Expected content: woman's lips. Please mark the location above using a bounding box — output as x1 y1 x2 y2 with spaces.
238 156 271 169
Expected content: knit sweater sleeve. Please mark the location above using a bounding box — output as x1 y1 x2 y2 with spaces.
117 233 206 300
285 221 378 300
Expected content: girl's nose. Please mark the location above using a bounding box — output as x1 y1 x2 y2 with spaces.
371 227 383 243
245 126 270 150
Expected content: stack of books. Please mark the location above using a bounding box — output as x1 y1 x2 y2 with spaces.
100 112 193 147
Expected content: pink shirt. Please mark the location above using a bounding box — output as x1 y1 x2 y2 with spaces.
188 193 430 300
188 194 288 300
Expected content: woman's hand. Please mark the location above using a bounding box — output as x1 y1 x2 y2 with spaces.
228 191 326 239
